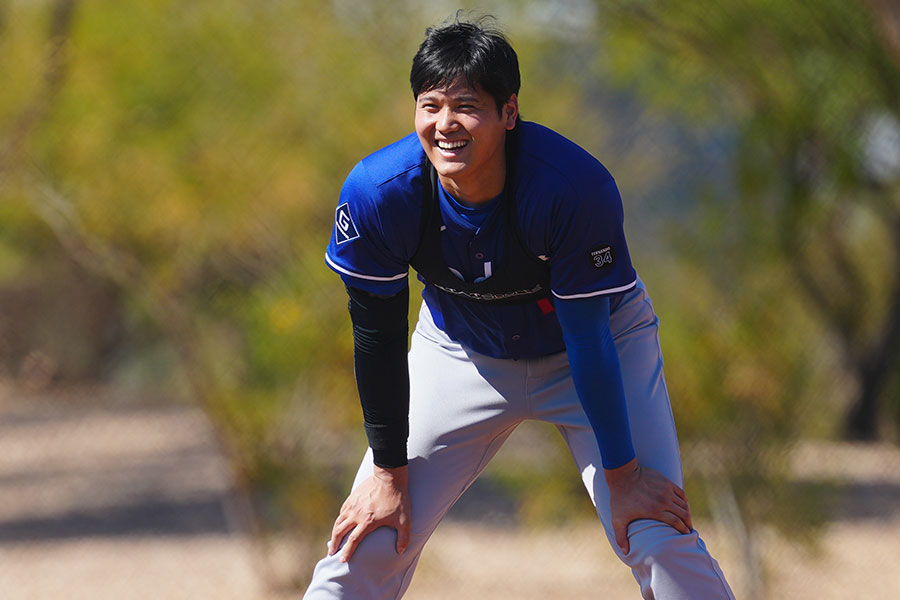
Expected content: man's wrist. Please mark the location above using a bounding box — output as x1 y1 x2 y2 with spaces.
373 464 409 485
603 457 639 487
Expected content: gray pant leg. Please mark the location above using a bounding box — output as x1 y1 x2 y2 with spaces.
538 281 735 599
303 304 526 600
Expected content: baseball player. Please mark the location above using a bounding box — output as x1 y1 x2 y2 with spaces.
305 17 735 600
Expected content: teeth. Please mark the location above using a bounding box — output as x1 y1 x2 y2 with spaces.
437 140 467 150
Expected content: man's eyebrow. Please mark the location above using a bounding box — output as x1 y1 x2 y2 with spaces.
417 93 482 103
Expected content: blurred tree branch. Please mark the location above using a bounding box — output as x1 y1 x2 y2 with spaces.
781 138 900 439
1 0 75 172
865 0 900 71
25 160 280 591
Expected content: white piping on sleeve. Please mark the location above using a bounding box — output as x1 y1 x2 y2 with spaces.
325 253 408 282
552 279 637 300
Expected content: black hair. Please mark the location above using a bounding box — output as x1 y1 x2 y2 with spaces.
410 15 520 116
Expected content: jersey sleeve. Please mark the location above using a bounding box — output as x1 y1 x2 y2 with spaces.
548 173 637 299
325 161 410 295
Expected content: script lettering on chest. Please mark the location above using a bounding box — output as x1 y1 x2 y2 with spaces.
431 281 544 301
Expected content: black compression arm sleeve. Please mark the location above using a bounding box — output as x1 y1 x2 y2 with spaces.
346 285 410 468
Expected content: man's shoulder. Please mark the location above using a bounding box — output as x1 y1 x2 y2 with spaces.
353 132 427 190
516 121 614 190
340 133 426 230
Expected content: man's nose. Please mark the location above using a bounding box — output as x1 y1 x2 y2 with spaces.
437 107 458 131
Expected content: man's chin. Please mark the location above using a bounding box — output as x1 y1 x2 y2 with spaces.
432 161 467 178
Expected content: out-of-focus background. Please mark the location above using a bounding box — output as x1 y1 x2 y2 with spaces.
1 0 899 598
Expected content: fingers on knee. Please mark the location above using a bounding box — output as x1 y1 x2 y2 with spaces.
342 527 409 567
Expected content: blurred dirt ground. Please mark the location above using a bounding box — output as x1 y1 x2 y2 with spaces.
1 384 898 599
0 384 266 600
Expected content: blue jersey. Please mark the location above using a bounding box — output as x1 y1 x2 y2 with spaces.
325 121 637 359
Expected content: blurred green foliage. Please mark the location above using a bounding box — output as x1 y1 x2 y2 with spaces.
2 0 899 595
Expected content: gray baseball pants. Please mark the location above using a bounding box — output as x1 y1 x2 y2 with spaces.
304 279 735 599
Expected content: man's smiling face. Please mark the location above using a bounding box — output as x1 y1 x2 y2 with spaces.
414 77 518 205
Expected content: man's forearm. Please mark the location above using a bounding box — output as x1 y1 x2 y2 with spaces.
555 295 635 470
346 285 411 468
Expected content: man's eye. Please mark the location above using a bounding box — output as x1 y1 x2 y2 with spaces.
458 104 475 110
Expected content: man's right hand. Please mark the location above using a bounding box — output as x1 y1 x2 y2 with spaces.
605 458 693 555
328 464 411 563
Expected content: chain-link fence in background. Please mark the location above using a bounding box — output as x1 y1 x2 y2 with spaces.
1 1 899 598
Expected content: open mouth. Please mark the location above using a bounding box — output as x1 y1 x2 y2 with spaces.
436 139 469 151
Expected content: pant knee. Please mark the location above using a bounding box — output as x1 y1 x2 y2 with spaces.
622 519 691 565
619 520 734 600
304 528 422 600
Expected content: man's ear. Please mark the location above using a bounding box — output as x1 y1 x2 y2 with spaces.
504 94 519 130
